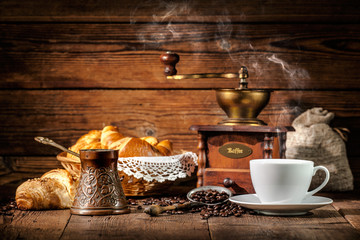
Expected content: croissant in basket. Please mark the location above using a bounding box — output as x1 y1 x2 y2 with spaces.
67 125 173 159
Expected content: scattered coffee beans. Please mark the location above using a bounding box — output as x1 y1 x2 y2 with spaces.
128 192 246 219
127 196 187 208
197 201 244 219
0 200 17 216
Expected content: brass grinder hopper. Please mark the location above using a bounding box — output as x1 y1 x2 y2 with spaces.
160 52 271 126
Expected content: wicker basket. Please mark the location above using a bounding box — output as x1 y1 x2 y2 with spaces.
56 152 195 196
56 152 81 180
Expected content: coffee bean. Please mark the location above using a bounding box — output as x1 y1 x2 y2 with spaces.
4 211 13 216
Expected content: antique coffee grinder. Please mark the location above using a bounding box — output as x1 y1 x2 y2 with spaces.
160 52 293 194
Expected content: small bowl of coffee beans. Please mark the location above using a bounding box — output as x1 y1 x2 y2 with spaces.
187 186 233 206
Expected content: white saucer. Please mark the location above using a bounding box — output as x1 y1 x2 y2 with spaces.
229 194 333 216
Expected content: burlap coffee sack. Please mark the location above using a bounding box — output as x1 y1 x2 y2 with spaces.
286 107 354 191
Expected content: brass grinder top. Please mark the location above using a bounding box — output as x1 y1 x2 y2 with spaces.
160 52 271 126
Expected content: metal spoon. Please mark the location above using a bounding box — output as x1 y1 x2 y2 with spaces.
143 201 202 216
144 186 232 216
34 136 80 158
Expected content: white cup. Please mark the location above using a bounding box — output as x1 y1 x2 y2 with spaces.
250 159 330 204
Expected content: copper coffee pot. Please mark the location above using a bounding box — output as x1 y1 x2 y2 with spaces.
160 52 271 126
71 149 130 215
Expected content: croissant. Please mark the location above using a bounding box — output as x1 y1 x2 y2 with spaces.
140 136 159 146
67 130 102 158
76 130 101 145
139 137 173 156
67 125 173 158
41 169 78 201
16 169 77 210
155 140 173 156
100 126 124 148
110 137 163 157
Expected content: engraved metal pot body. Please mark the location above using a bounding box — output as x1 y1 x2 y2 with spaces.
71 149 130 215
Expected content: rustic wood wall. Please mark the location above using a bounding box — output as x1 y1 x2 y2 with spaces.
0 0 359 190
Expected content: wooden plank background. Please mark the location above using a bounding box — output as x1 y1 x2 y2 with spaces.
0 0 359 190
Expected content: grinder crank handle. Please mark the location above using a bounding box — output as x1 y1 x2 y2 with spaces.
160 51 180 76
160 52 248 83
144 201 202 216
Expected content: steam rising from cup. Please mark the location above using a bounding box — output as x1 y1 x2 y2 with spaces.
267 54 310 89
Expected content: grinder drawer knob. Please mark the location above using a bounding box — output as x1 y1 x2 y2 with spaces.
223 178 234 188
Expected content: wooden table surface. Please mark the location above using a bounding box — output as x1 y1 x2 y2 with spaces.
1 191 359 240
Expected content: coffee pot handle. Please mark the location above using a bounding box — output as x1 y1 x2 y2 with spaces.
305 166 330 199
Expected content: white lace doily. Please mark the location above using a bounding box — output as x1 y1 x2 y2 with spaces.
117 152 198 183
